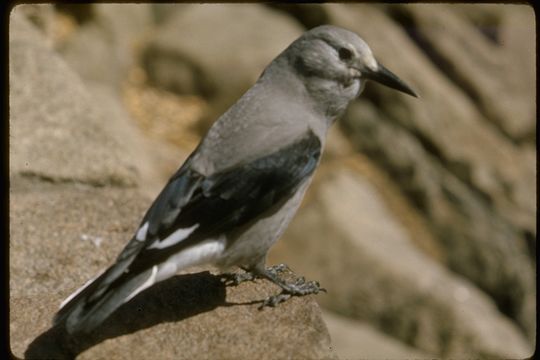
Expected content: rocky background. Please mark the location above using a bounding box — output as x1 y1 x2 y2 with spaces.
10 4 535 359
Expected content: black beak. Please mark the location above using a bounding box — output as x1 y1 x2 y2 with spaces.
364 63 418 98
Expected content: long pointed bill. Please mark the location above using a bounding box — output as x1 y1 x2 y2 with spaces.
364 63 418 98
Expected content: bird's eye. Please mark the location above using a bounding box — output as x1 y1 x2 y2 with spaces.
338 47 353 61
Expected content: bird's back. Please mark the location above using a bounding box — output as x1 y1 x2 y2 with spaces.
190 55 326 176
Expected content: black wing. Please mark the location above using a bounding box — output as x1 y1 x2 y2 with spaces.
126 129 322 271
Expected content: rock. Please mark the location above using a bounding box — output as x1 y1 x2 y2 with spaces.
393 4 535 144
265 4 331 29
322 310 433 359
332 4 535 233
9 10 142 186
270 160 532 358
141 4 304 130
11 177 335 360
57 4 153 89
343 98 536 338
311 3 535 338
150 4 188 24
14 4 55 43
87 82 187 198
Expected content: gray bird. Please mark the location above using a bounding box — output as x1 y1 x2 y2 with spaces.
54 25 417 335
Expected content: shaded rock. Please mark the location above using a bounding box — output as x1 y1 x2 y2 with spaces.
266 4 331 30
150 3 188 24
11 177 336 360
271 160 532 358
392 4 535 144
313 3 535 337
321 127 445 262
142 4 304 130
322 310 433 359
9 11 141 186
332 4 535 234
57 4 153 89
343 98 536 338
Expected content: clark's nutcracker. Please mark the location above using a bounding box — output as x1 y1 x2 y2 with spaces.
54 25 417 334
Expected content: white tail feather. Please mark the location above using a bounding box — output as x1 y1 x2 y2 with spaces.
59 268 106 309
123 265 158 303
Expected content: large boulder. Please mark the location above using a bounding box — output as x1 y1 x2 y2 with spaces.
310 3 535 338
10 10 143 186
14 4 55 43
11 177 335 360
393 4 536 143
271 159 532 358
57 4 153 89
323 310 433 359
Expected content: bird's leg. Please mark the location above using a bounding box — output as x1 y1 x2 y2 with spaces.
222 263 325 307
253 264 326 309
222 264 289 286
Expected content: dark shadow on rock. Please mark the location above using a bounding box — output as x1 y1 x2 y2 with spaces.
24 271 229 359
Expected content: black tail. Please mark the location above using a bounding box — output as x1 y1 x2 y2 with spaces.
54 256 155 334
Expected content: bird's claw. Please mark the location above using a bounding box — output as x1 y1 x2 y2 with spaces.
222 264 290 286
223 264 325 308
259 277 326 310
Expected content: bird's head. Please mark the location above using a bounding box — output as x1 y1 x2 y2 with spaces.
281 25 417 117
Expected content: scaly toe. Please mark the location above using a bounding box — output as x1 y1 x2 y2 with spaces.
266 264 290 277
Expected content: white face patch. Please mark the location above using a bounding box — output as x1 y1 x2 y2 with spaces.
361 51 378 72
147 224 199 250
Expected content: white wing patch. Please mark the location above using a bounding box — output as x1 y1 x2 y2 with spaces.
155 238 226 283
147 224 199 250
136 222 149 241
59 268 106 309
122 237 224 305
124 265 158 303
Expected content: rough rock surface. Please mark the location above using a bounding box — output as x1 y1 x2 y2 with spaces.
322 310 432 359
396 4 536 143
10 12 140 186
57 4 153 89
314 3 535 338
272 160 532 358
11 178 335 360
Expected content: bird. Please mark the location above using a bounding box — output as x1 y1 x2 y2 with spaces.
54 24 417 335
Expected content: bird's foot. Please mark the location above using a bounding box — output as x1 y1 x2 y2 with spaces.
222 264 325 308
258 266 326 309
264 263 290 278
